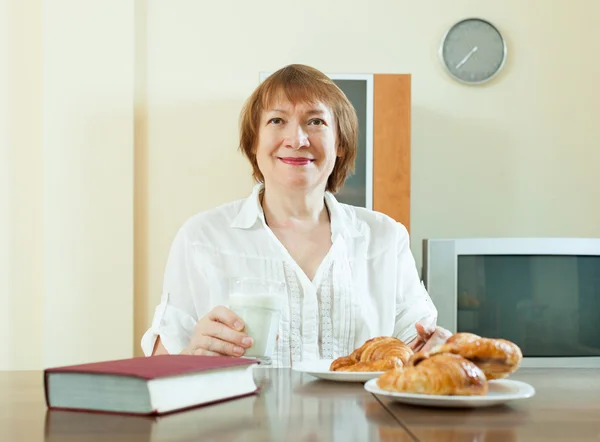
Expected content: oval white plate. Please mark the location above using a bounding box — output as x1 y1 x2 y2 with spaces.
292 359 385 383
364 378 535 408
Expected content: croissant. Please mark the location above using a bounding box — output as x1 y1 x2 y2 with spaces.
330 336 413 372
377 353 488 396
418 332 523 380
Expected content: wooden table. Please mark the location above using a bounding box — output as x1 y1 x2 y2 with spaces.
2 367 599 441
378 368 600 442
2 368 403 441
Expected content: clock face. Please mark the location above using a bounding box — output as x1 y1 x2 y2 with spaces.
440 18 507 84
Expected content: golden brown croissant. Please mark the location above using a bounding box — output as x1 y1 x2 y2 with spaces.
420 332 523 380
377 353 488 396
330 336 413 372
329 336 387 371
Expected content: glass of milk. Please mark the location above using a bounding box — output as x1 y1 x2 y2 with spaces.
228 277 285 365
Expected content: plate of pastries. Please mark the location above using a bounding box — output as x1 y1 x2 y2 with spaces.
293 336 414 382
360 332 535 408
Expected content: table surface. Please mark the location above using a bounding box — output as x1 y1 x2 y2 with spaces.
379 368 600 442
2 367 599 442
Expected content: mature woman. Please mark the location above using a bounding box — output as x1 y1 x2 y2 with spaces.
142 64 450 366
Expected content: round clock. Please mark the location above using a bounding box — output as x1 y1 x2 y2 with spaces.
439 18 507 85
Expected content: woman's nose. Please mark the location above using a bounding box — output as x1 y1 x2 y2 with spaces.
283 124 309 150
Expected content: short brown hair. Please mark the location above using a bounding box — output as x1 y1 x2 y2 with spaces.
238 64 358 193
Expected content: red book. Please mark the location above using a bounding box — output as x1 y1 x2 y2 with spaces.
44 355 259 416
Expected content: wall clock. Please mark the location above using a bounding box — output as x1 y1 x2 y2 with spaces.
440 18 507 85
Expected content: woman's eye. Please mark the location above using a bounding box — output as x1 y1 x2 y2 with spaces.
309 118 325 126
268 118 283 124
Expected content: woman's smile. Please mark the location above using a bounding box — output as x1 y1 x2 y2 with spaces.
278 157 315 166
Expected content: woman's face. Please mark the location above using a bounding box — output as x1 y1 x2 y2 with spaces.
255 97 338 194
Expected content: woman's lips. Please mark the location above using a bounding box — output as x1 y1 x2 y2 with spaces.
279 157 314 166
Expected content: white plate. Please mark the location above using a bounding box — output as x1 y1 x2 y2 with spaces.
292 359 385 383
364 378 535 408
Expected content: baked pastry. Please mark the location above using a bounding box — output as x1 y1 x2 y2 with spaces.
418 332 523 380
377 353 488 396
329 336 413 372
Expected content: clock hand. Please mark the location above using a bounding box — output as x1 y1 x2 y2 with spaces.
455 46 479 69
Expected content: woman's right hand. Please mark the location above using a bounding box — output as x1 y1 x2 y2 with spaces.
181 306 254 357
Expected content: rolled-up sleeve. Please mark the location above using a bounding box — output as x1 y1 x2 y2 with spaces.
393 223 438 344
141 292 197 356
141 227 206 356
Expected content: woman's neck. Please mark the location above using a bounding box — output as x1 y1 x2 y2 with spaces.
260 185 329 230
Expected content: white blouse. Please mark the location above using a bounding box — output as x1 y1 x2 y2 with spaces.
141 184 438 367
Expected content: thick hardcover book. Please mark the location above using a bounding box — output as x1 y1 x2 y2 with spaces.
44 355 259 415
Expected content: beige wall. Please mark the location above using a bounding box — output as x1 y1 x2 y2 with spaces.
3 1 599 368
1 0 9 368
2 0 134 370
42 0 135 368
3 0 44 370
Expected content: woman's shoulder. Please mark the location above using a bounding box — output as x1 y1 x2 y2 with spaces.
337 202 409 242
178 198 247 242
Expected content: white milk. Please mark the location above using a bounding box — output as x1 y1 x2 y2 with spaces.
228 293 283 360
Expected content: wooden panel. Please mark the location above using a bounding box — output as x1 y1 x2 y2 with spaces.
373 74 411 232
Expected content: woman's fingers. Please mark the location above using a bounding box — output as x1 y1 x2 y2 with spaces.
421 327 453 353
184 305 254 357
409 321 452 354
410 342 424 352
415 320 436 340
190 348 221 357
209 305 245 331
195 334 246 357
409 320 436 352
409 337 425 351
203 319 254 349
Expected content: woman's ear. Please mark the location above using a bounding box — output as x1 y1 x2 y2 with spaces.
336 144 344 158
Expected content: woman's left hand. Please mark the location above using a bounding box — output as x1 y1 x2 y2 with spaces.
408 320 452 353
